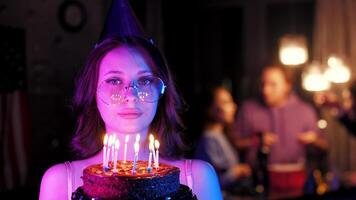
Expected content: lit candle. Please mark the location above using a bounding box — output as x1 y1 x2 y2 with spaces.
123 135 129 163
135 133 141 143
111 134 117 166
149 134 154 143
132 142 139 173
149 134 156 164
106 135 113 168
147 142 154 171
103 134 108 168
154 140 160 168
113 139 120 172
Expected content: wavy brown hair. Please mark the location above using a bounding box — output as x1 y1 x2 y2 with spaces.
72 36 187 159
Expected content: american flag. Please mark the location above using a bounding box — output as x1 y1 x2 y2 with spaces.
0 26 30 190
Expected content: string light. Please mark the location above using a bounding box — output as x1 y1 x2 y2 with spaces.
302 62 330 92
279 35 308 66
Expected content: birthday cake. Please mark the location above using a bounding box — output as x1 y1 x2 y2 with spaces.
71 161 197 200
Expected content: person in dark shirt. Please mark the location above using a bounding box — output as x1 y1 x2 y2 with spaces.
337 81 356 135
313 80 356 187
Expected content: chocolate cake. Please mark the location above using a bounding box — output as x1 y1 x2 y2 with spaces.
72 161 197 200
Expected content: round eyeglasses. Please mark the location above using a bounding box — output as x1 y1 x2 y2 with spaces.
97 75 166 105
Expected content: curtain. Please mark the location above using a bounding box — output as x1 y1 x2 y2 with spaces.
313 0 356 173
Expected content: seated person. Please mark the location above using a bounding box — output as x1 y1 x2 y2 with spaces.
194 87 251 190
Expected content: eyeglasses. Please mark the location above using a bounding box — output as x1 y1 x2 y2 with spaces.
97 75 166 105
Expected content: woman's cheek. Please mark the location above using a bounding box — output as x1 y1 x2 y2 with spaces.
95 93 121 125
143 102 158 125
96 100 116 126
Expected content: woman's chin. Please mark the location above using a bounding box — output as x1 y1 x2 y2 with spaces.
105 119 152 134
114 126 147 134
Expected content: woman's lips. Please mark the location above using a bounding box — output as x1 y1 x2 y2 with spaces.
117 109 143 119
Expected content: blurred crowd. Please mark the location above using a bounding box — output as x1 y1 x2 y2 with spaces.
193 65 356 198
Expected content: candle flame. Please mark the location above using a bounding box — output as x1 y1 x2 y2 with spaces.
103 134 108 145
149 142 154 151
111 134 116 145
154 140 160 149
149 134 154 143
108 135 113 146
115 139 120 149
135 134 141 142
134 142 139 153
125 135 129 143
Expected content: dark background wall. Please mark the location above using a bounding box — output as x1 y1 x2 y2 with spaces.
0 0 314 199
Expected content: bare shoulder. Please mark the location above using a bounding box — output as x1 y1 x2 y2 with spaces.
191 159 219 182
191 159 214 171
191 159 223 200
40 163 67 187
39 163 68 200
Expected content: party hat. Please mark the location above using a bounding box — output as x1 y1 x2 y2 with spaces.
99 0 147 42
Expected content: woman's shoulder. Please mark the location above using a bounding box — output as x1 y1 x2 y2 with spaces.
187 159 212 170
39 158 98 199
162 158 218 182
190 159 217 181
189 159 223 200
164 158 216 174
163 158 222 199
39 163 69 200
41 163 68 184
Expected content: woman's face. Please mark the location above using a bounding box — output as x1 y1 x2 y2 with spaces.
213 88 237 124
96 46 158 134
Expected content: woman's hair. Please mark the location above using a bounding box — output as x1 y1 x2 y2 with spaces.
72 36 187 159
201 87 221 125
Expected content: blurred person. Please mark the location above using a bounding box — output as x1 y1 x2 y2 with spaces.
233 66 328 193
338 82 356 135
314 81 356 187
333 82 356 187
194 87 252 192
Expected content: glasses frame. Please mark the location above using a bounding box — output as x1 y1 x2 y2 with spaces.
97 75 166 105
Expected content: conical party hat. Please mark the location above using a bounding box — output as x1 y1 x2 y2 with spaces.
99 0 147 43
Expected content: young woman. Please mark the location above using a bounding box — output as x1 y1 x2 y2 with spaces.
194 87 251 190
39 36 222 200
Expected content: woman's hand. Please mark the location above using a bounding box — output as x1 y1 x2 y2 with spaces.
233 164 252 178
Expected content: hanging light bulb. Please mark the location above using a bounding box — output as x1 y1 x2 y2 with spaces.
324 56 350 84
279 35 308 66
327 56 343 68
302 62 330 92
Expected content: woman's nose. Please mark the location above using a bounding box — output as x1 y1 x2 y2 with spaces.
123 86 139 103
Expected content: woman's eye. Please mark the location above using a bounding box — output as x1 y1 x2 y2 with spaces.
138 77 153 86
106 78 122 85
